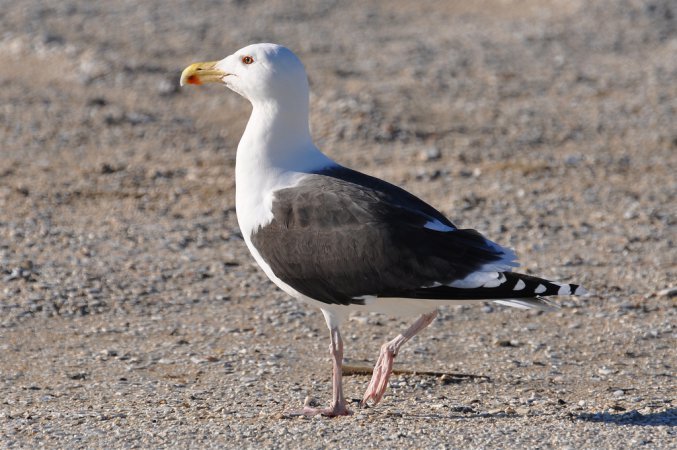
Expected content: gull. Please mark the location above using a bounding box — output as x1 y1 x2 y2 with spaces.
180 43 586 417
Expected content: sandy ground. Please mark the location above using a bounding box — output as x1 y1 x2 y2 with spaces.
1 0 675 448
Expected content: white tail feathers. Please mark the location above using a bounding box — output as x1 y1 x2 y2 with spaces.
494 297 560 311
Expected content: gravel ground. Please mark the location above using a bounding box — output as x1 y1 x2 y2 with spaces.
1 0 675 448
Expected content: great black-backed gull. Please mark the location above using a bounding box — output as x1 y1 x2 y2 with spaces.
180 43 587 417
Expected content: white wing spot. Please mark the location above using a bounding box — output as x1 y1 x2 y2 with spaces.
513 279 526 291
557 284 571 295
483 272 506 288
574 285 589 296
535 284 547 294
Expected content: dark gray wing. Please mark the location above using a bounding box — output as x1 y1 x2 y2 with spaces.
250 166 515 305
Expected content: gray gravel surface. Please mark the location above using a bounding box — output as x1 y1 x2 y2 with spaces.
1 0 675 448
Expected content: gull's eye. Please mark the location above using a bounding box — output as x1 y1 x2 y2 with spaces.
241 55 254 65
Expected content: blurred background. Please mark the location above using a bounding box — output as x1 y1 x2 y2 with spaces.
0 1 675 445
1 0 673 320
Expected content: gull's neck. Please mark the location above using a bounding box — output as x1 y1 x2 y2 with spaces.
235 94 335 234
237 96 328 172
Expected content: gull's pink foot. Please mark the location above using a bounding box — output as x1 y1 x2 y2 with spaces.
361 311 438 407
361 343 395 406
287 327 352 417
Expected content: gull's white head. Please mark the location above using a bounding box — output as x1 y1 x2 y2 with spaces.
180 43 309 106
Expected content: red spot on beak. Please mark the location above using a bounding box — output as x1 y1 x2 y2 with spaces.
186 75 202 85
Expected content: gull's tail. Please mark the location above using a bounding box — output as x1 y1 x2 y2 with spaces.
413 272 588 310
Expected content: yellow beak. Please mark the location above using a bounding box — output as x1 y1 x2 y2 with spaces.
179 61 226 86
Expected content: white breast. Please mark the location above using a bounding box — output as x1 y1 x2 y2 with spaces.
234 136 335 238
232 99 341 320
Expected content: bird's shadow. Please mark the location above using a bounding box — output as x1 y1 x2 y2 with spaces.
576 408 676 427
362 408 677 427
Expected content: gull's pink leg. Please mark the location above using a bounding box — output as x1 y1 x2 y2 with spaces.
361 310 438 407
291 327 352 417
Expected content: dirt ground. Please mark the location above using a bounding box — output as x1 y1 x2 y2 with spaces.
1 0 675 448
